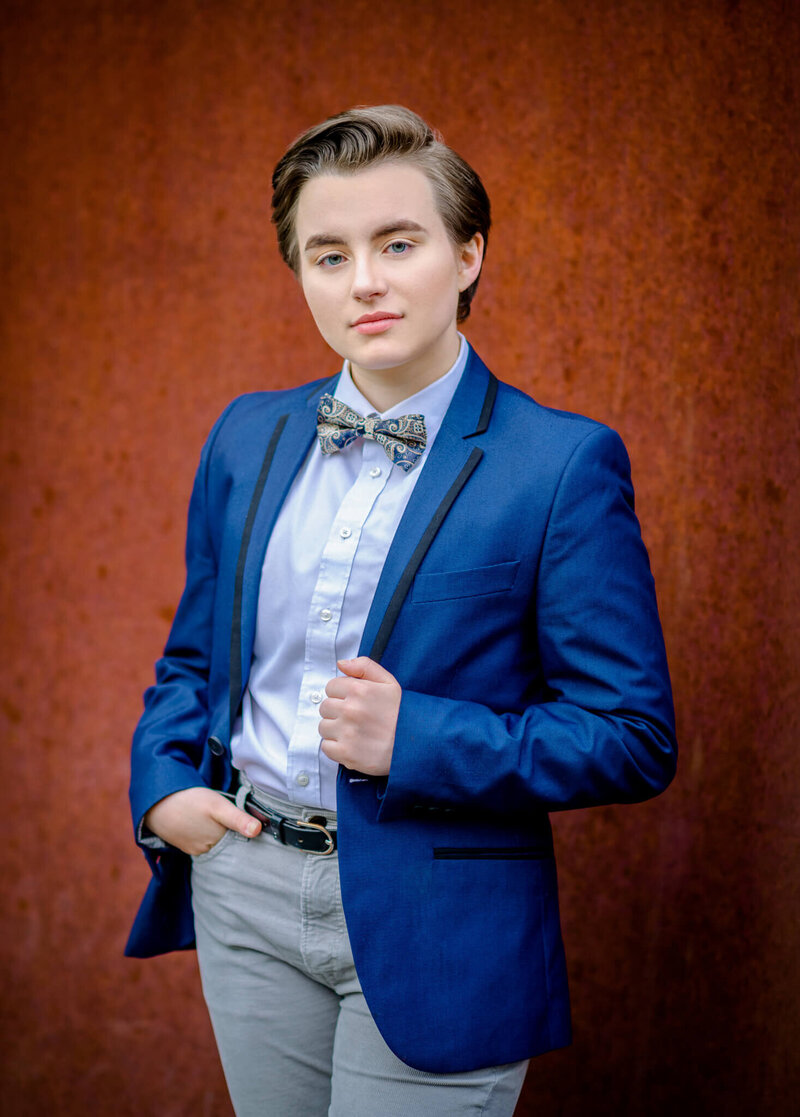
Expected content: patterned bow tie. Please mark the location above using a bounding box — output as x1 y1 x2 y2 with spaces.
316 393 427 473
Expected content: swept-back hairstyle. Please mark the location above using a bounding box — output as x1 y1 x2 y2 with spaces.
271 105 491 322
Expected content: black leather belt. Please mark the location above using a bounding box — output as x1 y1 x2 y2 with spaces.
241 792 337 856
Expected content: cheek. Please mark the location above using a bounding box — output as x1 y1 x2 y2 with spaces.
300 279 336 329
410 262 461 317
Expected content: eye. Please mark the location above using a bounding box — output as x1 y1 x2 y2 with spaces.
318 252 346 268
385 241 411 256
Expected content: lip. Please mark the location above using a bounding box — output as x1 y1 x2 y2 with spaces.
351 312 402 335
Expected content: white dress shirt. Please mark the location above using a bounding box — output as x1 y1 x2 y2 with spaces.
231 337 469 810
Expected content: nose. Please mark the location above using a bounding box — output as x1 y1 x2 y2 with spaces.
350 253 388 302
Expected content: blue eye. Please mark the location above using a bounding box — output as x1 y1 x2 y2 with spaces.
386 241 410 255
319 253 345 267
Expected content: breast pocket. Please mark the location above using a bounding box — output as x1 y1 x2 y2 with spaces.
411 560 520 603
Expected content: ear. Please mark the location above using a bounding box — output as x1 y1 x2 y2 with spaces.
457 233 485 292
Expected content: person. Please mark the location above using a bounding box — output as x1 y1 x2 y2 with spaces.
127 105 676 1116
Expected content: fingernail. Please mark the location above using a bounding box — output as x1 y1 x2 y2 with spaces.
246 821 259 837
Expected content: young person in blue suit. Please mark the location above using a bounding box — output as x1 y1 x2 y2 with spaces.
128 105 677 1116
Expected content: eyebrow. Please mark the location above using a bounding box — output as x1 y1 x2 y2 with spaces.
302 220 427 253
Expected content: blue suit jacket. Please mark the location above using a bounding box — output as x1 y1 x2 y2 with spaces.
127 348 676 1073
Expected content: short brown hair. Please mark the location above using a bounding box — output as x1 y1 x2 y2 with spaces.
271 105 491 322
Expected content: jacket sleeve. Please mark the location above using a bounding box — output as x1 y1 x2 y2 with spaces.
128 401 236 844
377 424 677 819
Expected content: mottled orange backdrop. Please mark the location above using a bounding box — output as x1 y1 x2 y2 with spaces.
1 0 797 1113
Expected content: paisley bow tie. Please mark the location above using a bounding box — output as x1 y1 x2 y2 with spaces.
316 393 427 473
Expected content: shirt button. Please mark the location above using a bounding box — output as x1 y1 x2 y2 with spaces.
369 466 382 478
320 608 332 622
296 772 310 787
339 526 352 539
310 690 322 704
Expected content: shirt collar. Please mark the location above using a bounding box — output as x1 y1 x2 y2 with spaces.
333 334 470 450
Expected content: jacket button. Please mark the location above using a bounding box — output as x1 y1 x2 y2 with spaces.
208 736 225 756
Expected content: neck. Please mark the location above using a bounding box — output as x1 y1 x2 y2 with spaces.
349 334 461 413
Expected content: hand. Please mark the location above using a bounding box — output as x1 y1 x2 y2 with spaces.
143 786 261 857
319 657 401 776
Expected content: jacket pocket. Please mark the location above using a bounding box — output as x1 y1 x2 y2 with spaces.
433 846 552 860
411 560 520 603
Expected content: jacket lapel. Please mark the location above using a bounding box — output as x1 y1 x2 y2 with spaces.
360 349 497 661
229 379 337 730
229 351 498 728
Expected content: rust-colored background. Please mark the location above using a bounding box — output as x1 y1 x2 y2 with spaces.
2 1 798 1113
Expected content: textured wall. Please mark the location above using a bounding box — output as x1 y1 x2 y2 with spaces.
1 1 798 1113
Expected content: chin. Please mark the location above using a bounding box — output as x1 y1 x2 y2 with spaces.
346 344 415 373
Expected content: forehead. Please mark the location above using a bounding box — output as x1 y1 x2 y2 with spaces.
295 162 442 241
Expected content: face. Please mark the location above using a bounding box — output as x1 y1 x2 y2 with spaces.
294 162 483 404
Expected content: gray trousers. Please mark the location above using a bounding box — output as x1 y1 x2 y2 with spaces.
190 786 528 1117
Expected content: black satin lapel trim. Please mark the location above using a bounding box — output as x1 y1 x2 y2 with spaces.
229 414 289 732
368 446 484 663
307 374 341 405
465 374 498 438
